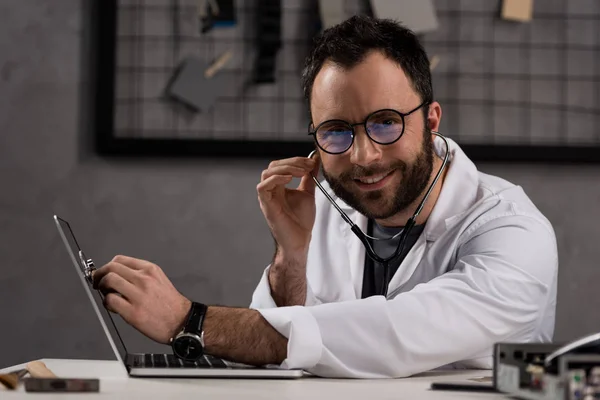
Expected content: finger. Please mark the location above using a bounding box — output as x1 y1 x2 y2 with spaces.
93 262 139 289
104 292 134 318
257 174 293 198
261 165 312 182
267 157 316 170
298 152 321 195
111 255 152 271
97 271 140 301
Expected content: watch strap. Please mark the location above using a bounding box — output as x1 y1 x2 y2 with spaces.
184 302 208 335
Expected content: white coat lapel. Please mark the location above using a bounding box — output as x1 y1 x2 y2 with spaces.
385 234 427 298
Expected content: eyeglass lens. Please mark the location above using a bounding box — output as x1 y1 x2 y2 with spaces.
315 110 405 154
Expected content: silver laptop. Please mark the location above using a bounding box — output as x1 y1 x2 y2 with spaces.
53 215 304 378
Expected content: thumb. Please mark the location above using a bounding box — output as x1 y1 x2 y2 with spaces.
298 152 321 195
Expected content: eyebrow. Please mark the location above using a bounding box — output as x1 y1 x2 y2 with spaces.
314 105 414 126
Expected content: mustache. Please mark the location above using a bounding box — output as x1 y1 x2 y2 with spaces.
337 161 408 180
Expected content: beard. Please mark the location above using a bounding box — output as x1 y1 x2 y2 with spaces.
322 131 434 220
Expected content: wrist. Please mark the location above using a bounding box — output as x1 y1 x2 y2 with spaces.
273 246 309 266
170 301 208 361
170 298 192 340
268 251 308 306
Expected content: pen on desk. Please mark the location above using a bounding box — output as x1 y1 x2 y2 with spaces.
0 369 29 390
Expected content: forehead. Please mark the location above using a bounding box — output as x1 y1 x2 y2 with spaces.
310 51 418 122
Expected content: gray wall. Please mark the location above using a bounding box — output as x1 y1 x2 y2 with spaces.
1 0 599 368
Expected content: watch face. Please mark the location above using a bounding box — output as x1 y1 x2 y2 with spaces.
172 334 203 361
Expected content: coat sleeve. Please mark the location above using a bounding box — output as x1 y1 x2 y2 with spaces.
256 215 558 378
249 265 323 309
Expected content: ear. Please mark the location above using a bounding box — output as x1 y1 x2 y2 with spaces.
426 101 442 132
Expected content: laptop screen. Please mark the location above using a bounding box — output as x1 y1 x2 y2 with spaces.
53 215 129 363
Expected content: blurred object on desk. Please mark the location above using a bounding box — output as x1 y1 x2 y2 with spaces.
0 369 27 390
27 360 57 379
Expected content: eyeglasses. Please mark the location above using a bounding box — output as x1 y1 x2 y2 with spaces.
308 102 428 155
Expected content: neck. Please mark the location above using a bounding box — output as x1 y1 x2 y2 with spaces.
375 155 447 228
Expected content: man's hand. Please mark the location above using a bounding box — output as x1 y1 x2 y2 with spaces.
92 255 191 344
257 155 320 307
257 155 320 259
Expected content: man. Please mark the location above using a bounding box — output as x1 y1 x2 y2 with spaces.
93 15 558 378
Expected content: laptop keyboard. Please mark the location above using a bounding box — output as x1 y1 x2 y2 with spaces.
132 353 228 369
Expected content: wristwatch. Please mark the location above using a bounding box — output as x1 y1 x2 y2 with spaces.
170 302 208 361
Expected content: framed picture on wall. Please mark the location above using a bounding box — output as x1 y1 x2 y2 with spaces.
92 0 600 162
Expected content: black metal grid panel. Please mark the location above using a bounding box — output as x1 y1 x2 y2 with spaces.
96 0 600 161
422 0 599 148
113 0 328 142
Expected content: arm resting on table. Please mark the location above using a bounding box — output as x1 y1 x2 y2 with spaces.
258 217 558 378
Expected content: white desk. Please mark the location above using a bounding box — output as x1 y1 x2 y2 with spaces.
1 359 504 399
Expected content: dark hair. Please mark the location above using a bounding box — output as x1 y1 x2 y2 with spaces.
301 15 433 112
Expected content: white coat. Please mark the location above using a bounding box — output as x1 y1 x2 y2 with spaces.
250 136 558 378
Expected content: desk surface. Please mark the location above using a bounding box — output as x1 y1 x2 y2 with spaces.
1 359 503 399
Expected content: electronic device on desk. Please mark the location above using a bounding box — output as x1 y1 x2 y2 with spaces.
494 333 600 400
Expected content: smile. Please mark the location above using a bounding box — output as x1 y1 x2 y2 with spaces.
353 170 396 190
356 172 391 184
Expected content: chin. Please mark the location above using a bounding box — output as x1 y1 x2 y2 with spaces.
364 204 398 220
354 193 398 219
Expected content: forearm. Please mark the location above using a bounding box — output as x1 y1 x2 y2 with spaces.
267 251 307 307
203 306 287 366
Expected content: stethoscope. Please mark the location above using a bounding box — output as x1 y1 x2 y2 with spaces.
308 131 450 297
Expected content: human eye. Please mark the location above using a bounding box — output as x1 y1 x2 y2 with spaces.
367 111 404 143
369 111 403 125
316 121 353 153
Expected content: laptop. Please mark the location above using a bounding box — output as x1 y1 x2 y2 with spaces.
53 215 304 378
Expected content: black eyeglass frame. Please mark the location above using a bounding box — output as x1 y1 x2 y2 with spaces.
307 101 429 155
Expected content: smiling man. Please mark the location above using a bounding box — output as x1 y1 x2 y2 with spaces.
94 15 558 378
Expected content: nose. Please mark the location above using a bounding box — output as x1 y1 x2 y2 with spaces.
350 125 382 166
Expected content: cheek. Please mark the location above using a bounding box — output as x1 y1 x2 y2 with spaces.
386 133 423 161
320 156 349 177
